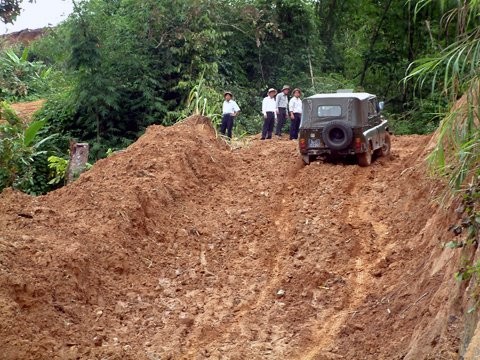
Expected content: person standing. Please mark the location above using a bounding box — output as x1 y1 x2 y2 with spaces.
221 91 240 138
275 85 290 137
289 88 302 140
261 88 277 140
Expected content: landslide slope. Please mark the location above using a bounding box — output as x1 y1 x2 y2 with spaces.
0 117 464 359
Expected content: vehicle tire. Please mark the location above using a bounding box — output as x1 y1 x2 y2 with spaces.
379 133 391 157
357 148 372 167
322 120 353 151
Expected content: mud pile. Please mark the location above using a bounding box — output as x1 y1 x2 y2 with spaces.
0 116 467 359
10 100 45 123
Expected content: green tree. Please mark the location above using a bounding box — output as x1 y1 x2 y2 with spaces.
0 0 34 24
0 47 52 100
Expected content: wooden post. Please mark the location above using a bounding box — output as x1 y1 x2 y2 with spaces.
67 142 89 184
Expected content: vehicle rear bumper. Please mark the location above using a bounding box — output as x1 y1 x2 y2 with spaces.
300 147 357 156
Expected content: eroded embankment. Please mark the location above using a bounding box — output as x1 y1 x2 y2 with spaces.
0 116 468 359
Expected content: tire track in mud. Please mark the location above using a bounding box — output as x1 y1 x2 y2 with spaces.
183 139 421 359
229 155 362 359
190 152 377 358
299 140 429 359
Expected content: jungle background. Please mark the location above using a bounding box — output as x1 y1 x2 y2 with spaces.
0 0 477 195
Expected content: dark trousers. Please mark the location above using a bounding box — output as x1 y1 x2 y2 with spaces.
220 113 234 138
290 113 301 139
275 107 287 135
261 112 275 139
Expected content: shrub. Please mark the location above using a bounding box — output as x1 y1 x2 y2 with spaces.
0 102 59 195
0 48 55 101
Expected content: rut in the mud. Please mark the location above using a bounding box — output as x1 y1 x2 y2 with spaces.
0 117 464 359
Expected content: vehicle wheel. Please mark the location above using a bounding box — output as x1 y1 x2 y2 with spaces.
357 148 372 167
379 133 391 157
322 120 353 151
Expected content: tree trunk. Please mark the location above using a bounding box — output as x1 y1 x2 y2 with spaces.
308 51 315 90
67 142 89 184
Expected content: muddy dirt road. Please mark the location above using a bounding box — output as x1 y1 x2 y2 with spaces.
0 117 464 359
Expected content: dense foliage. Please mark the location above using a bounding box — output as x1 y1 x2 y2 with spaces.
0 102 60 194
402 1 480 294
401 0 480 190
0 47 54 100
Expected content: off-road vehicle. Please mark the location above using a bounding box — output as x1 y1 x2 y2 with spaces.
298 92 390 166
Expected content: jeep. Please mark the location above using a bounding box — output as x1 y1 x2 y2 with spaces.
298 92 390 166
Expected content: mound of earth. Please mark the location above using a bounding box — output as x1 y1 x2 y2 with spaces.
10 99 45 124
1 28 47 45
0 116 469 359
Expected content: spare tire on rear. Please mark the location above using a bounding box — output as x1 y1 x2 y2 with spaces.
322 120 353 151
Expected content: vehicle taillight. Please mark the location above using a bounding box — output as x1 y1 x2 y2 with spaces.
299 138 306 149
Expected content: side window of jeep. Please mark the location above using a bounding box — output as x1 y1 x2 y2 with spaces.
368 101 376 117
368 99 380 125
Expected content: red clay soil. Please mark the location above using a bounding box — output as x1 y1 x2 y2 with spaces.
0 116 468 359
1 28 47 46
9 100 45 124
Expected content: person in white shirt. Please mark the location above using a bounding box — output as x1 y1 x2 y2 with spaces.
275 85 290 137
221 91 240 138
289 88 302 140
261 88 277 140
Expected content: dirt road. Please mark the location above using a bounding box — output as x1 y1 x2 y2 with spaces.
0 117 464 359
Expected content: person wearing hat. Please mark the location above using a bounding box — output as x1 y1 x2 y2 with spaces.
289 88 302 140
261 88 277 140
275 85 290 137
221 91 240 138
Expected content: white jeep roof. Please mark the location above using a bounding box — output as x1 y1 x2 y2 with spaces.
306 92 375 101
